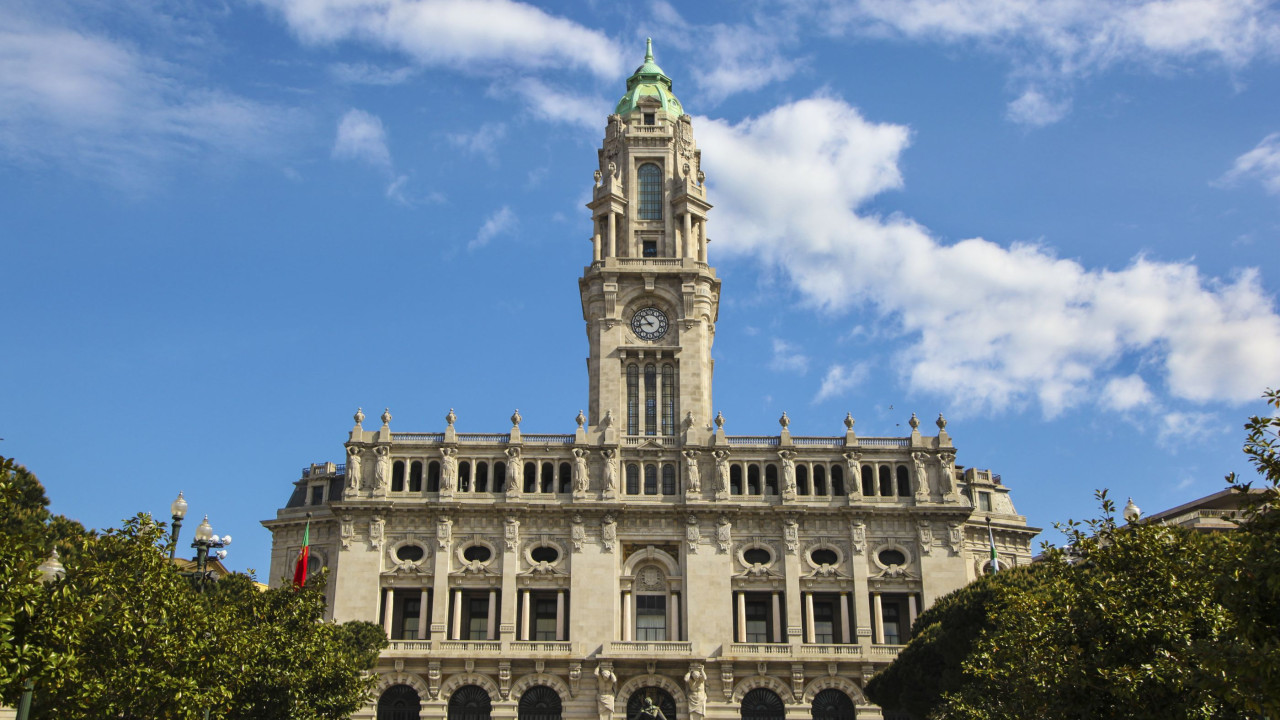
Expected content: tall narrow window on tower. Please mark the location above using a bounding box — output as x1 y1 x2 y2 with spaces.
638 163 662 220
627 363 640 435
661 364 675 435
644 363 658 435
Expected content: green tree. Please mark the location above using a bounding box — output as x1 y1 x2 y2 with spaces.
0 458 386 719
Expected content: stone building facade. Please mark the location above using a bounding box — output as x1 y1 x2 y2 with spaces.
264 41 1038 720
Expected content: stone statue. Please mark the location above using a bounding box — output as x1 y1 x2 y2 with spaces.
506 447 522 494
635 697 668 720
685 663 707 716
345 446 362 491
939 451 959 499
911 451 931 500
683 450 701 492
573 448 590 493
440 447 458 491
601 449 618 496
713 450 731 497
373 446 390 492
843 451 862 497
595 664 616 715
779 450 797 497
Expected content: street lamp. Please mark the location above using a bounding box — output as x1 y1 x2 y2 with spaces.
190 514 231 592
170 491 189 560
1123 497 1142 524
16 549 66 720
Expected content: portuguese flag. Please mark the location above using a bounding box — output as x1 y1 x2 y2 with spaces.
292 520 311 587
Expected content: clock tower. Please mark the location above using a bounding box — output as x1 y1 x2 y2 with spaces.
580 40 718 441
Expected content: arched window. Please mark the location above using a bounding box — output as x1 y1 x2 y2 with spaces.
741 688 785 720
661 464 676 495
814 465 827 495
626 464 641 495
378 684 422 720
731 465 743 495
811 689 856 720
797 465 810 495
830 464 844 495
896 465 911 497
392 461 406 492
449 685 492 720
459 461 471 491
638 163 663 220
644 464 658 495
627 688 676 720
490 462 503 492
644 364 657 435
861 465 875 496
747 465 761 495
409 461 423 493
627 364 640 435
661 365 675 435
518 686 562 720
524 462 537 493
879 465 893 497
559 462 572 493
541 462 554 493
765 465 779 495
427 461 441 492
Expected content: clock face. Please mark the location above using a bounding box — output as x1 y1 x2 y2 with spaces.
631 307 669 341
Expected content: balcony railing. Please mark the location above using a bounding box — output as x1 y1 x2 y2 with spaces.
607 641 693 655
793 437 845 447
858 438 909 448
726 643 794 656
798 644 864 657
438 640 502 653
870 644 906 659
391 433 446 443
457 433 510 443
509 641 575 654
726 436 781 447
522 434 576 445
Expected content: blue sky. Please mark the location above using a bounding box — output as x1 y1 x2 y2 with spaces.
4 0 1279 577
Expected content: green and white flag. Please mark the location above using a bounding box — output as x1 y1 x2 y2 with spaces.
986 516 1000 573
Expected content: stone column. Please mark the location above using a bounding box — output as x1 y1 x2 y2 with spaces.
622 591 632 641
872 593 884 645
418 588 429 640
839 593 851 644
683 212 692 259
670 593 680 642
593 226 602 262
608 212 617 258
736 592 746 643
382 588 395 638
771 593 782 644
556 590 566 641
908 594 919 634
804 592 815 643
451 589 462 639
487 589 498 641
521 589 531 641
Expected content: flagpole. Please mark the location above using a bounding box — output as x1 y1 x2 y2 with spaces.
985 515 1000 573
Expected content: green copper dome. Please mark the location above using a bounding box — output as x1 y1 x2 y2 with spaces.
614 38 684 118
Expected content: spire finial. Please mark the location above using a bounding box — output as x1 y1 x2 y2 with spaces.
645 37 654 62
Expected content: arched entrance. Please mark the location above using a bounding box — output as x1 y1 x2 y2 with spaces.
627 686 677 720
378 684 422 720
518 686 563 720
741 688 785 720
811 689 856 720
449 685 493 720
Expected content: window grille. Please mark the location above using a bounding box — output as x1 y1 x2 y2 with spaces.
638 163 662 220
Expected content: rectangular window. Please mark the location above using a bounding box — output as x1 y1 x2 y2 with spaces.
978 491 992 511
813 599 835 644
310 485 324 505
643 112 656 126
745 598 770 643
636 595 667 641
643 240 657 257
467 597 490 640
882 598 905 645
661 365 675 435
534 597 558 641
401 596 421 640
644 364 657 435
627 364 639 435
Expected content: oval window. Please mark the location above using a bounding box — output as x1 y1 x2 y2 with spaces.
743 548 772 566
395 544 425 562
811 548 838 566
463 545 492 562
531 546 559 564
878 549 906 566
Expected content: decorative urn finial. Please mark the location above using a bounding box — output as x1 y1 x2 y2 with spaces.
576 410 585 428
511 409 522 427
714 411 724 428
936 413 947 430
844 413 854 430
354 407 365 426
445 408 456 426
779 411 790 430
909 413 920 430
381 408 392 426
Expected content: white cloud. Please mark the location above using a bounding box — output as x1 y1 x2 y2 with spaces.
329 62 417 85
501 78 610 130
0 13 295 189
261 0 624 78
769 339 811 374
1100 375 1155 412
815 363 871 402
1158 410 1223 447
471 206 517 250
697 95 1280 416
1006 87 1071 127
448 122 507 163
1220 132 1280 194
332 108 391 167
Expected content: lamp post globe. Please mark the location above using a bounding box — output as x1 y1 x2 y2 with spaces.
169 491 189 559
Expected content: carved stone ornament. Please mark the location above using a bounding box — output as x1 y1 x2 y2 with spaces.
851 519 866 555
917 520 933 556
340 514 354 549
720 664 734 701
912 451 931 501
844 413 854 430
948 521 964 555
511 409 522 428
938 451 959 500
595 662 617 716
791 664 805 701
779 451 798 498
716 516 732 553
571 514 586 553
601 514 617 553
446 408 456 426
576 409 586 428
504 515 520 552
345 446 362 494
783 518 799 555
381 408 392 426
428 662 442 699
713 450 731 499
373 446 390 492
843 451 862 497
685 663 707 717
505 447 522 495
686 514 700 554
369 515 385 549
569 662 582 697
601 449 618 499
354 407 365 426
437 515 452 550
440 447 458 492
684 450 701 493
572 448 590 494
